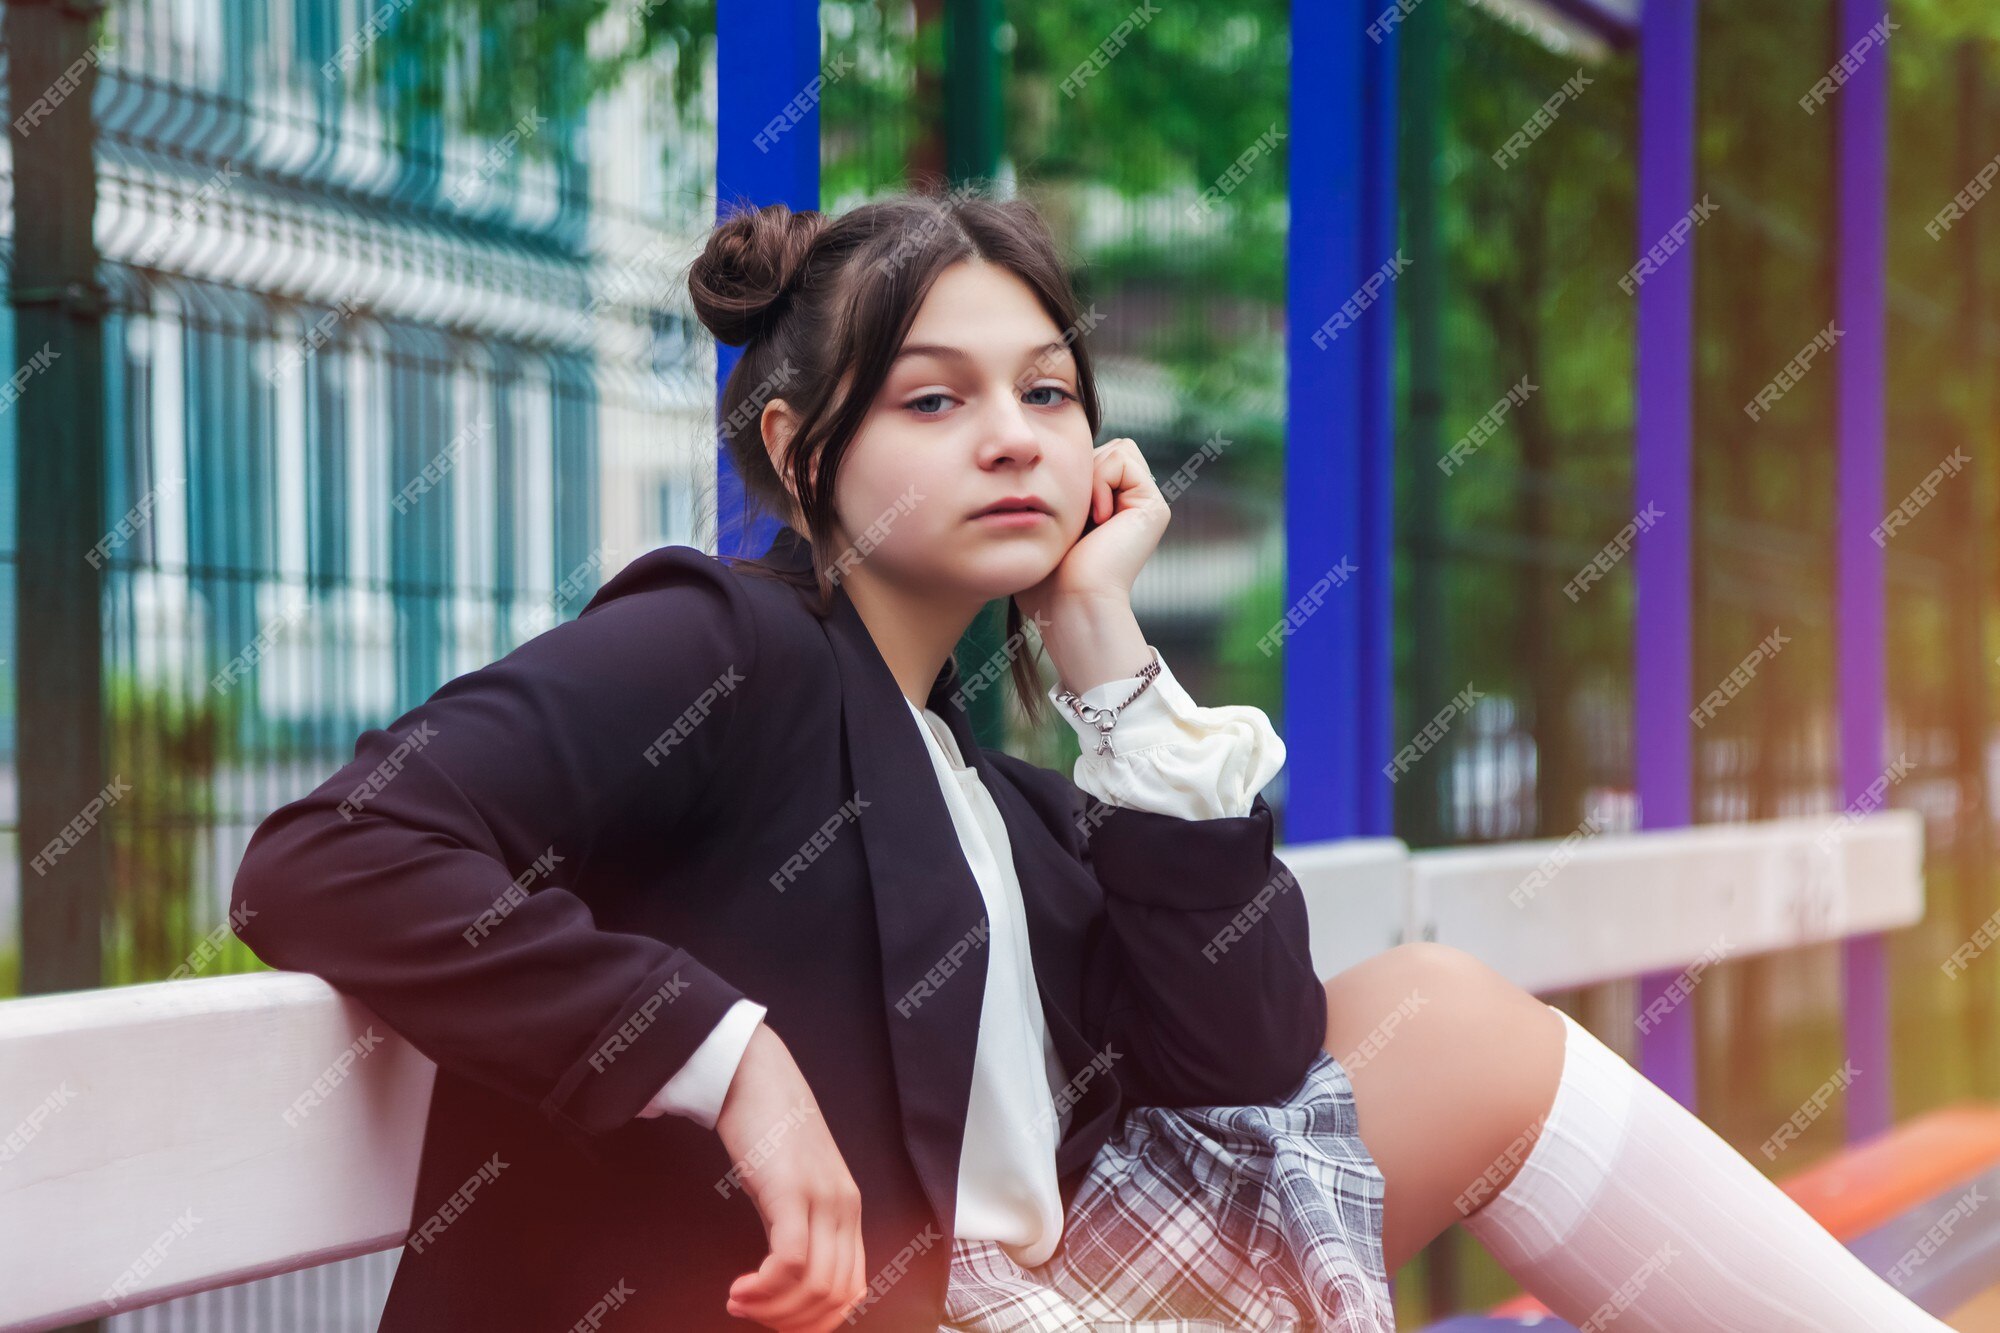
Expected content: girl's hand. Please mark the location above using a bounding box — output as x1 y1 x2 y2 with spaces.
716 1024 869 1331
1016 438 1170 626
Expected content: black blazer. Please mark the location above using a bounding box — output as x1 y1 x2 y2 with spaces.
230 521 1327 1331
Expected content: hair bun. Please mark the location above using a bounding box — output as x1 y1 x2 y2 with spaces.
688 202 826 348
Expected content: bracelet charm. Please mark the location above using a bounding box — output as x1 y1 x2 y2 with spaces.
1054 649 1163 757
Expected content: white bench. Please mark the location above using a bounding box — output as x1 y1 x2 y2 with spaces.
0 810 1925 1331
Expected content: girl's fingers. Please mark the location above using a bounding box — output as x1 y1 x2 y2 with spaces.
728 1203 810 1318
1093 438 1156 520
802 1213 866 1333
844 1226 869 1321
793 1197 849 1327
739 1197 839 1327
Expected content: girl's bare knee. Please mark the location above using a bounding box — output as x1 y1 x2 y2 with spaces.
1323 943 1566 1264
1323 942 1561 1123
1322 942 1522 1046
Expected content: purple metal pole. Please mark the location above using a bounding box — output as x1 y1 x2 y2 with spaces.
716 0 821 561
1837 0 1893 1144
1632 0 1699 1107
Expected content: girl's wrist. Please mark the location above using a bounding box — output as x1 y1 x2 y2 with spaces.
1038 592 1149 696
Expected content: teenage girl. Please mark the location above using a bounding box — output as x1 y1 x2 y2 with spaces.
234 190 1955 1332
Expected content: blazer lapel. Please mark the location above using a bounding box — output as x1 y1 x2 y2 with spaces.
761 527 988 1238
752 524 1125 1226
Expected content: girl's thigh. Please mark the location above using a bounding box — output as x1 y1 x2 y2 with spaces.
1319 942 1566 1273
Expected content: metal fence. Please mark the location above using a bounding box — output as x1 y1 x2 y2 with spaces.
0 0 726 996
103 1251 400 1333
5 0 726 1315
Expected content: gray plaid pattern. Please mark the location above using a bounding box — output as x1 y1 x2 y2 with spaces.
938 1049 1396 1332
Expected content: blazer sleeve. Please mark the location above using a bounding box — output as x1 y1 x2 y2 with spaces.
229 555 761 1144
1082 789 1327 1109
988 725 1328 1112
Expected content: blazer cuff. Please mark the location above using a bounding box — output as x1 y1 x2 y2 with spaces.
1089 795 1296 914
636 997 768 1130
538 949 752 1138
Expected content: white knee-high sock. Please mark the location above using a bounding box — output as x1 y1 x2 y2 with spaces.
1461 1005 1955 1332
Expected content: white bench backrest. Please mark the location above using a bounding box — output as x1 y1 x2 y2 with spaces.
0 972 434 1331
0 809 1923 1331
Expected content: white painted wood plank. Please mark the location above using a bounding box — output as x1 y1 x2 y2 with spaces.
1410 810 1926 992
0 811 1926 1327
1281 836 1411 981
0 972 432 1332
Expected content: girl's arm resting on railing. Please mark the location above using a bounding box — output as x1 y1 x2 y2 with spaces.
230 566 763 1146
1080 789 1325 1109
990 650 1325 1109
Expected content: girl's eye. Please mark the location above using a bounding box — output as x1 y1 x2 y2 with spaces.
904 385 1074 416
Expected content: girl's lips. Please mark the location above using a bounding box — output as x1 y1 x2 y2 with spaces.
972 509 1052 527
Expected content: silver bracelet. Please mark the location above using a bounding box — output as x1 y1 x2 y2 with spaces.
1054 648 1163 757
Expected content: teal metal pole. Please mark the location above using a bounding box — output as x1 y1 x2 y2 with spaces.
943 0 1012 749
9 0 111 1028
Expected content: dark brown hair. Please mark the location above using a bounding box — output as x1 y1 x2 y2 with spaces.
686 186 1103 731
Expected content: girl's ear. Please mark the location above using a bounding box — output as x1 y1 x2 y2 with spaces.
759 399 794 470
759 398 805 519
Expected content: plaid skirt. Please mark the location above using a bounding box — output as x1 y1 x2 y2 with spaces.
938 1048 1396 1332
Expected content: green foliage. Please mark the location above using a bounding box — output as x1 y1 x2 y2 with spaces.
101 672 252 986
360 0 1293 278
353 0 716 145
1000 4 1286 200
1215 564 1287 726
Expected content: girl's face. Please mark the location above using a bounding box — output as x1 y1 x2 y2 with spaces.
824 260 1096 605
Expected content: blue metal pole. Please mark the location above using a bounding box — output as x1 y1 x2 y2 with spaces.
1360 12 1399 841
1836 0 1892 1144
1287 0 1398 843
1632 0 1699 1107
716 0 821 561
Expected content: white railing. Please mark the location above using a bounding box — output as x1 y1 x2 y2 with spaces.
0 810 1925 1331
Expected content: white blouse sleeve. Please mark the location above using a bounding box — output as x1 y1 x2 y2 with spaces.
1047 646 1284 822
633 996 767 1129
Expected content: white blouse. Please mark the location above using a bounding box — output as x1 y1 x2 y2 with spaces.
635 645 1287 1268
